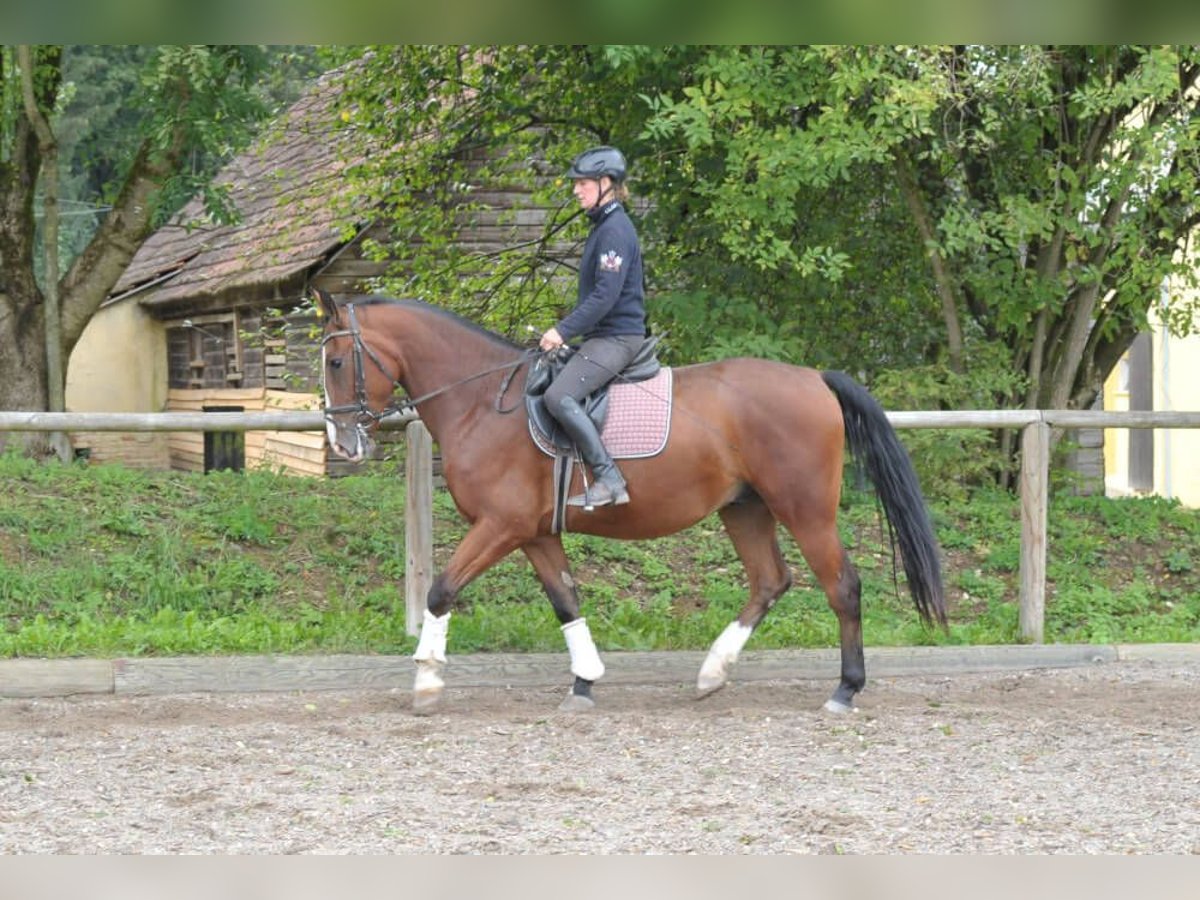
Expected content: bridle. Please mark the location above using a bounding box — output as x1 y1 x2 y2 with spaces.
321 304 401 428
321 303 535 430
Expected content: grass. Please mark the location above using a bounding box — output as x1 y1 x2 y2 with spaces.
2 451 1199 658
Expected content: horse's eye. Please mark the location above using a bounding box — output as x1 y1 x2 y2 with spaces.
329 358 343 370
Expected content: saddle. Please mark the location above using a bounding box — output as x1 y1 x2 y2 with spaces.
524 335 662 452
525 336 666 533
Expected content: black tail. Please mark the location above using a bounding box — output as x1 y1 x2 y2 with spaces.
822 371 946 627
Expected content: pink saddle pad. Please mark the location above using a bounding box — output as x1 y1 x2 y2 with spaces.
531 367 673 459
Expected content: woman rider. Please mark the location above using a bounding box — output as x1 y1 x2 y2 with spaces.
539 145 647 509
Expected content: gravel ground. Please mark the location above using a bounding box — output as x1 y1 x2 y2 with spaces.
3 660 1198 854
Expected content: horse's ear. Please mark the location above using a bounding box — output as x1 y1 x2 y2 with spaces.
311 287 339 323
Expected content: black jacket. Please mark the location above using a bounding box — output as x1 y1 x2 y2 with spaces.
556 200 646 341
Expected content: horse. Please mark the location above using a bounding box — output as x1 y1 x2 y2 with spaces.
316 290 946 715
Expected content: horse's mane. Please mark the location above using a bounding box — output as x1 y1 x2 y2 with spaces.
341 296 524 353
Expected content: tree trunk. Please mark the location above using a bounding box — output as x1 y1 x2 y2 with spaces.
0 50 48 455
0 299 52 456
18 44 71 461
893 148 965 373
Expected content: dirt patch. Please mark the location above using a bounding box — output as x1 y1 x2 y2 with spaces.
2 660 1198 854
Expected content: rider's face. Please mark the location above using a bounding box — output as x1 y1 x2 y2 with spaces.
572 177 609 209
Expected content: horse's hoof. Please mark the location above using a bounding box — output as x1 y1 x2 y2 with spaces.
558 692 596 713
822 698 856 715
412 690 443 716
695 676 727 699
412 661 444 715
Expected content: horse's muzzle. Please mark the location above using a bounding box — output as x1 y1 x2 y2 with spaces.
325 419 373 463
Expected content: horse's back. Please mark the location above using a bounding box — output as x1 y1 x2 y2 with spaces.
671 356 846 491
674 357 842 431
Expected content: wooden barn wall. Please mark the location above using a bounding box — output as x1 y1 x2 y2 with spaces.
310 241 390 297
165 387 327 477
280 312 322 394
310 156 574 304
258 390 327 476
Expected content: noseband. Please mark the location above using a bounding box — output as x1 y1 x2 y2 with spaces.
321 304 400 428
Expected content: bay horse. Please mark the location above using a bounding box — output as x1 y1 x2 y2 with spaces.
316 291 946 714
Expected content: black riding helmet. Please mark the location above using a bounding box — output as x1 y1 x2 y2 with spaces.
565 145 627 182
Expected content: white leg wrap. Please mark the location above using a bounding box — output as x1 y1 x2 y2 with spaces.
562 617 605 681
413 609 450 663
698 620 753 687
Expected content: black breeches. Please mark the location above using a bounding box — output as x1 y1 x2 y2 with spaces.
543 335 643 417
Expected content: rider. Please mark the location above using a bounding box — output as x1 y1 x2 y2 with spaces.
540 145 647 509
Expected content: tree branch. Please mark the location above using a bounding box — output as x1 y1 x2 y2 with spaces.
893 147 965 372
57 123 189 354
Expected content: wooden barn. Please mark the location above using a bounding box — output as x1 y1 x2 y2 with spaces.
65 66 562 476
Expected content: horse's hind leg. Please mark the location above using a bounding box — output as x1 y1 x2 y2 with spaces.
786 519 864 714
697 496 793 698
522 535 604 712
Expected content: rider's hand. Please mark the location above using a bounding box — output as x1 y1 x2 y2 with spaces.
539 327 564 352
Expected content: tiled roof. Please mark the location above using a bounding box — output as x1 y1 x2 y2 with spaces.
111 66 362 309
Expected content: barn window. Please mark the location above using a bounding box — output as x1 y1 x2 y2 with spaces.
166 315 242 389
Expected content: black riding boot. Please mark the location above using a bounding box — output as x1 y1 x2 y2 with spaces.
554 396 629 509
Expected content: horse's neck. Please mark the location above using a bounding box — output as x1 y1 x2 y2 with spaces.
394 319 522 445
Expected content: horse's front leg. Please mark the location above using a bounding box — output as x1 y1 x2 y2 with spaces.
412 519 522 714
522 536 604 712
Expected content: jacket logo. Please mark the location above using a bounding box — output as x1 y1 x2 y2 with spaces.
599 250 623 272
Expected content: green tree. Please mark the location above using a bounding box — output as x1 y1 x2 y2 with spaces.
47 45 324 281
328 46 678 336
642 45 1200 415
0 45 317 454
330 46 950 373
331 45 1200 427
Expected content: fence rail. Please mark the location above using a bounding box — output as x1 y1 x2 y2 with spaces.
5 408 1198 432
0 410 417 432
3 408 1198 641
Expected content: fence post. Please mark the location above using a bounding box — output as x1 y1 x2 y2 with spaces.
404 420 434 637
1018 420 1050 643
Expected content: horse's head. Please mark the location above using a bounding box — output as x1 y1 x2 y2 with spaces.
316 289 399 463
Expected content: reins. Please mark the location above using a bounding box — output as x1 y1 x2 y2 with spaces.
321 303 533 425
324 303 737 456
402 353 534 415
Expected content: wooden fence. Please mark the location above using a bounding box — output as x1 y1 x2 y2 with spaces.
3 408 1199 642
